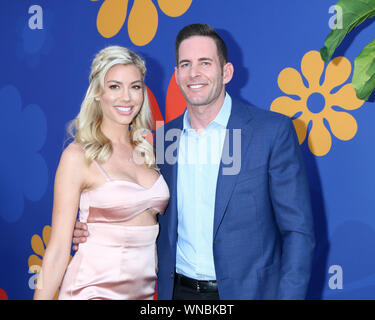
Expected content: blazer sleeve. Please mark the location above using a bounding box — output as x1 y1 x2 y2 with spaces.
268 116 315 299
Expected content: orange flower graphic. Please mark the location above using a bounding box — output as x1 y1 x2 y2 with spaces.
91 0 192 46
271 50 364 156
28 225 72 299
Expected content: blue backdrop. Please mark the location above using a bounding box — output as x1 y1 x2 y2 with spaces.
1 0 374 300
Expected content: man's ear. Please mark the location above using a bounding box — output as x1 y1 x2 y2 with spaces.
223 62 234 85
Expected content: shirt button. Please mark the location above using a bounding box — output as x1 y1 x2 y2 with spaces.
170 272 174 278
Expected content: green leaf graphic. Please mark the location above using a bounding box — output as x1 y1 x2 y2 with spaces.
353 39 375 100
320 0 375 62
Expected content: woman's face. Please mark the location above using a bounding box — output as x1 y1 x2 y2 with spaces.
98 64 144 127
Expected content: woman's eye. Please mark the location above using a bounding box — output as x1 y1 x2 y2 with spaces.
132 85 142 90
109 84 119 89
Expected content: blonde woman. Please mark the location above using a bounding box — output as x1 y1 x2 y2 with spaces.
33 46 170 300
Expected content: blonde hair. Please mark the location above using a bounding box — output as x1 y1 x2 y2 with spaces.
68 46 157 170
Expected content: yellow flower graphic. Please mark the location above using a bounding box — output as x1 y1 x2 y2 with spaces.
271 50 364 156
28 225 72 299
91 0 192 46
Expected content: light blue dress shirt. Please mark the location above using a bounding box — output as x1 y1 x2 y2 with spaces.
176 93 232 280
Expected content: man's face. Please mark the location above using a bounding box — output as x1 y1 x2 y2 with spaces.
175 36 230 109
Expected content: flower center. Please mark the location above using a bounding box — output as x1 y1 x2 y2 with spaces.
307 92 326 114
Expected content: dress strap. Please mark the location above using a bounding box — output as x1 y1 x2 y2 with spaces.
93 160 111 181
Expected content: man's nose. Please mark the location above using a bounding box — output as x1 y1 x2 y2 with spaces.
189 63 201 78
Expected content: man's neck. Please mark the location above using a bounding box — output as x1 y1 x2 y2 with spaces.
187 91 226 132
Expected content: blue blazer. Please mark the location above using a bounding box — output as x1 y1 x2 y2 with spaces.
156 99 315 299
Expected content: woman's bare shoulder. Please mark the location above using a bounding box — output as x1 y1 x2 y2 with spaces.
59 142 87 170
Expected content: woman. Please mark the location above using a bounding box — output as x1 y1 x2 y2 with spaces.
33 46 170 300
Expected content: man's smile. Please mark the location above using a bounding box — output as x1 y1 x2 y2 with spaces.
187 82 208 90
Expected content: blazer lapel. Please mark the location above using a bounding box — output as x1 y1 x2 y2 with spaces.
213 100 254 239
167 157 178 249
160 116 184 250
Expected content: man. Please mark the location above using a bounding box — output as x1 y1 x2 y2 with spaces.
74 24 315 300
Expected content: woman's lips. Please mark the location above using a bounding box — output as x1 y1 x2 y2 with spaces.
114 105 133 115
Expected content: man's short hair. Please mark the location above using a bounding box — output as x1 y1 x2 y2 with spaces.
175 23 228 67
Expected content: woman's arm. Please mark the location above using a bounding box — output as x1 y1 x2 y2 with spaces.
33 143 86 300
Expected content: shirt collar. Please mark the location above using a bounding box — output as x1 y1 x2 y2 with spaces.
182 92 232 131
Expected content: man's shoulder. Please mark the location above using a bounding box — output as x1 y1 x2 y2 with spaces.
232 98 291 126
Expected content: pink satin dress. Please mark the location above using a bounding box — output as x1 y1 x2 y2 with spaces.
58 160 170 300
